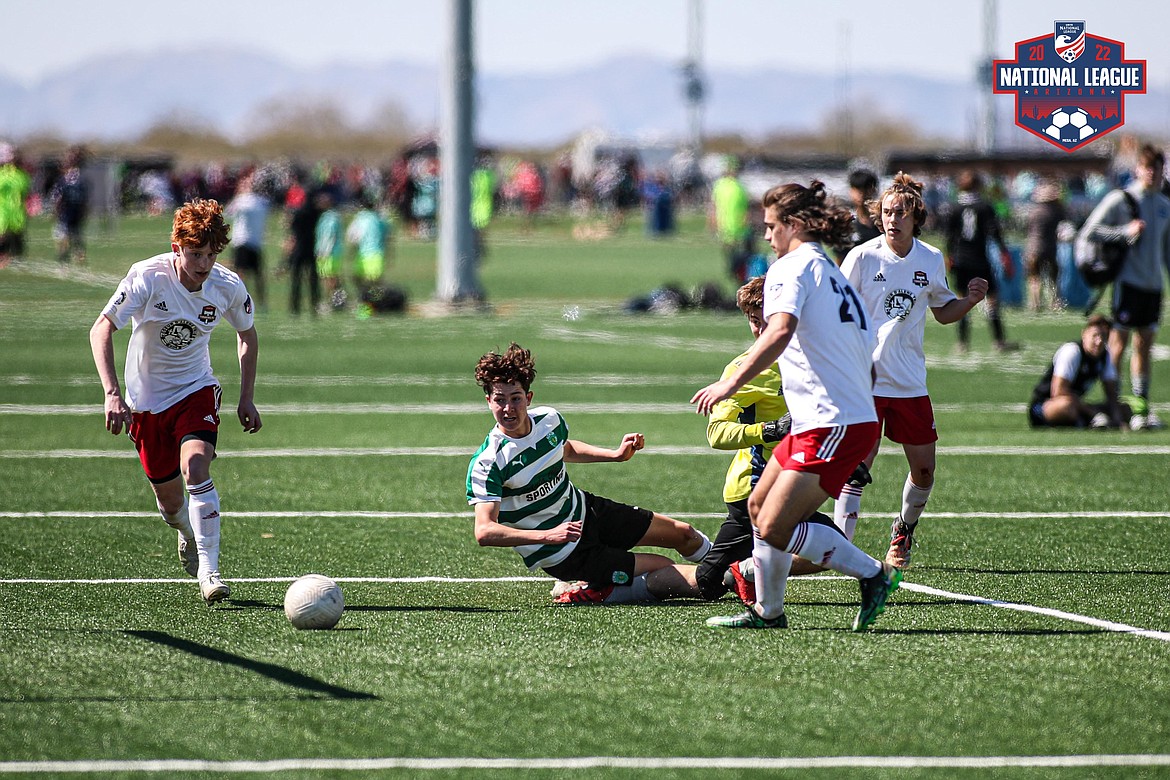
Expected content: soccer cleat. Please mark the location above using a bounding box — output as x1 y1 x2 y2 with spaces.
853 563 902 632
1147 412 1166 430
553 581 614 605
722 560 756 606
199 572 231 605
1089 412 1111 430
549 580 579 599
177 533 199 578
1130 414 1149 431
886 518 917 569
706 609 787 629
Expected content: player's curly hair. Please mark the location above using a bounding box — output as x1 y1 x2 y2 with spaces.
762 180 854 248
475 342 537 393
868 171 928 237
171 198 231 254
736 275 765 314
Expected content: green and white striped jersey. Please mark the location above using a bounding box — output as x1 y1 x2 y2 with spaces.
466 406 585 570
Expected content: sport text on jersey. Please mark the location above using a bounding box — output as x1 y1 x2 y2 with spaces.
992 21 1147 152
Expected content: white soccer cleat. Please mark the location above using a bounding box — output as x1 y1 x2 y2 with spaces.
549 580 580 598
177 533 199 578
199 572 231 605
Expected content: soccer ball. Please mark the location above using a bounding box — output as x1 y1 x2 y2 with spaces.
284 574 345 630
1044 107 1095 143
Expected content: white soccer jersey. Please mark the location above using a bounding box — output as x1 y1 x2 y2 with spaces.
763 242 876 432
465 406 584 571
101 253 254 413
841 236 957 397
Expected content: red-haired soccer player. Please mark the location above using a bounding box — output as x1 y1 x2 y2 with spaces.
90 198 261 605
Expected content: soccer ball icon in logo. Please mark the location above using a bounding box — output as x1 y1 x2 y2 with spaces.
1044 107 1095 144
284 574 345 629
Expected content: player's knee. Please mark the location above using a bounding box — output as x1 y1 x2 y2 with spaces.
694 563 727 601
756 513 799 550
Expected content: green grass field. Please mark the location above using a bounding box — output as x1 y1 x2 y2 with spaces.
1 210 1169 779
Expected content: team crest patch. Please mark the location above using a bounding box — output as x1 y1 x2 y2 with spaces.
244 295 253 315
611 571 631 585
884 290 916 321
993 20 1146 152
198 305 217 324
159 319 199 350
114 289 126 305
912 271 928 288
546 432 560 447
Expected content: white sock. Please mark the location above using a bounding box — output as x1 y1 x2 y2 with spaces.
683 529 712 562
753 530 791 620
785 521 881 580
603 573 656 603
159 498 193 539
834 484 864 541
901 474 933 528
187 479 221 578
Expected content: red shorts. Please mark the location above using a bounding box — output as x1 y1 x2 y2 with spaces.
775 421 879 498
129 385 221 483
874 395 938 446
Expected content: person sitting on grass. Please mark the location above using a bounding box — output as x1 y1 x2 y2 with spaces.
1028 315 1131 430
466 342 712 605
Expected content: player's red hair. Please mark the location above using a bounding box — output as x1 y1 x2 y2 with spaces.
171 198 231 254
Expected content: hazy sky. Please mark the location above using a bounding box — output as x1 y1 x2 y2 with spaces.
4 0 1168 85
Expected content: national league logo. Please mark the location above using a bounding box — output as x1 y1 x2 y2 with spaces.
1054 21 1085 63
993 21 1146 152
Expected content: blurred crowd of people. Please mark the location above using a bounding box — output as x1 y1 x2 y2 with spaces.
0 137 1162 320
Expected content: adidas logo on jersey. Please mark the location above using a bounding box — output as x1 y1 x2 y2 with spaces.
872 272 886 282
203 415 217 424
154 301 169 311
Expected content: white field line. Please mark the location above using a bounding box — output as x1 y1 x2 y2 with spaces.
4 444 1170 459
898 582 1170 642
3 572 1167 644
3 400 1167 416
1 754 1169 773
2 510 1169 521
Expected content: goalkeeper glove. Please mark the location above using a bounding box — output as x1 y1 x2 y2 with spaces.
846 461 873 488
760 413 792 443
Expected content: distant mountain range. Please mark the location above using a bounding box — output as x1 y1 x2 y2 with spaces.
2 49 1167 149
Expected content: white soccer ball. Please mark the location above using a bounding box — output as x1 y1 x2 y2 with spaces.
1044 107 1094 143
284 574 345 630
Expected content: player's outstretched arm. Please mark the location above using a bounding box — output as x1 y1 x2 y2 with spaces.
692 313 796 415
236 326 262 433
563 433 645 463
473 501 582 548
89 315 131 435
932 277 988 324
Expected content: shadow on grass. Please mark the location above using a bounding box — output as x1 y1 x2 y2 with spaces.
229 598 512 614
123 630 378 700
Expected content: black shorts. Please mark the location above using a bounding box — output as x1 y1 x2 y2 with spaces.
543 492 652 586
951 262 999 297
695 499 754 600
1112 283 1163 331
0 232 25 255
232 244 263 272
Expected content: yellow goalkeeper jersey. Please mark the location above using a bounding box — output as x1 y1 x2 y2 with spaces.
706 350 786 503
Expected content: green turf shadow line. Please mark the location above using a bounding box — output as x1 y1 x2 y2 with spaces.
123 630 377 700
